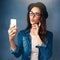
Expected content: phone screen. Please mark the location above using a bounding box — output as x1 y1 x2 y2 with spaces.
10 18 16 27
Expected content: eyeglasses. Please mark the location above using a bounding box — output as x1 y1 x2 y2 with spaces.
29 11 41 17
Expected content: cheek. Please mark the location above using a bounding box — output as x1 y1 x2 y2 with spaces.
29 16 33 20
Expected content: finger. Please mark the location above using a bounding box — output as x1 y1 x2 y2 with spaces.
10 33 16 38
10 24 16 27
39 22 41 26
8 26 17 34
32 24 38 29
10 25 16 30
9 29 17 36
8 27 18 36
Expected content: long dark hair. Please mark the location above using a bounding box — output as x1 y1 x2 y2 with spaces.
26 2 48 42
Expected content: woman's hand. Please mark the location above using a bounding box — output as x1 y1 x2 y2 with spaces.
31 22 41 35
8 25 18 41
8 25 18 49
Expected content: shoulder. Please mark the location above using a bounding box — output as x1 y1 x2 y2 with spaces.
18 29 29 36
46 31 53 42
46 30 53 37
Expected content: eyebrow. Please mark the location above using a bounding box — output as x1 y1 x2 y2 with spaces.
30 11 40 14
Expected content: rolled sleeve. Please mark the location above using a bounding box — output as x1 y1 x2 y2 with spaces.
10 45 19 54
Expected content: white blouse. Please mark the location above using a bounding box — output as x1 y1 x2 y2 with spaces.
30 34 39 60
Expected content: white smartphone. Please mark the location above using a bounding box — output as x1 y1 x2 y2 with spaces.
10 18 16 27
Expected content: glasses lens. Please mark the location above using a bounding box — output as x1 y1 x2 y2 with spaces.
29 11 41 17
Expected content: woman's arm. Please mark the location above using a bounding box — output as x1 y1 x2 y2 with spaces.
8 26 23 58
10 31 23 58
8 25 17 50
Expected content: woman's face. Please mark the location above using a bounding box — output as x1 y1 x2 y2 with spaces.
29 7 41 25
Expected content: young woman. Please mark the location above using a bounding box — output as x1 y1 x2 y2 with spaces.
8 2 53 60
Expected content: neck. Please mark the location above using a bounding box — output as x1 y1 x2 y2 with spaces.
30 28 38 36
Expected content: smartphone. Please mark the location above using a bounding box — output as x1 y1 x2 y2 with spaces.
10 18 16 27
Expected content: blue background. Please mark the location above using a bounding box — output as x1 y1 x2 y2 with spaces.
0 0 60 60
